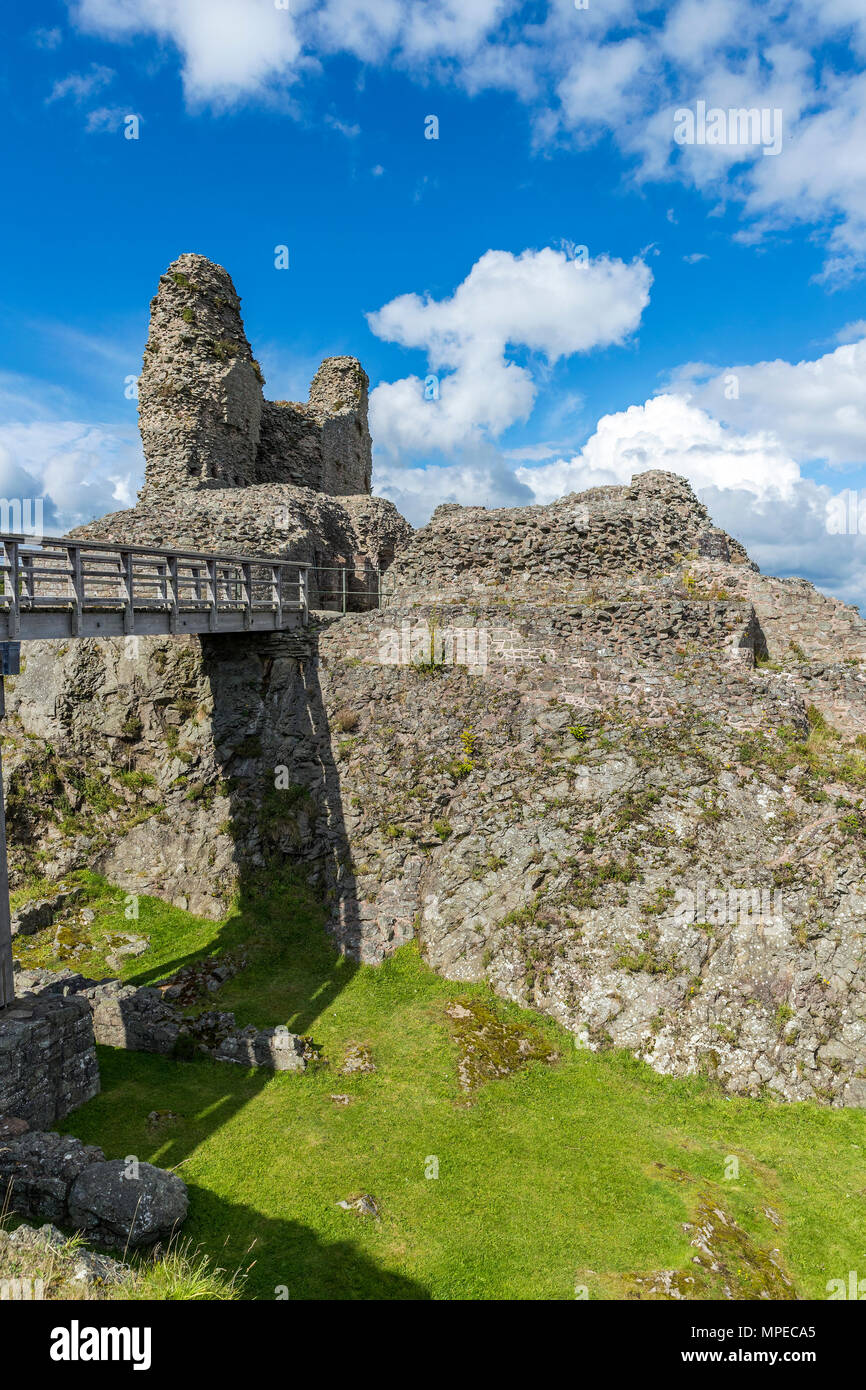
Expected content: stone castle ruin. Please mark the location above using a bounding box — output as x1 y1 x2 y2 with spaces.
138 254 371 498
5 252 866 1114
76 253 406 589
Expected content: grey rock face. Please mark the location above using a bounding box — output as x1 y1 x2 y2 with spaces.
9 427 866 1110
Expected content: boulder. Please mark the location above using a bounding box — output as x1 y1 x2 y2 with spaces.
68 1159 189 1249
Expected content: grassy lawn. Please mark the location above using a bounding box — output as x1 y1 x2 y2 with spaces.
36 871 866 1301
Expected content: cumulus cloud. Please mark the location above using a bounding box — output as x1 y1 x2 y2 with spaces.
667 338 866 467
70 0 305 105
0 373 142 534
515 394 803 504
374 443 534 528
367 246 651 455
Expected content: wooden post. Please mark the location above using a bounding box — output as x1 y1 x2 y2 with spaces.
242 563 252 631
167 556 179 633
208 558 218 632
69 545 83 637
298 566 308 626
121 551 134 634
6 542 20 639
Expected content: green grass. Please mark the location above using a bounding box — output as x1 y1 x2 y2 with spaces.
12 873 220 980
43 870 866 1301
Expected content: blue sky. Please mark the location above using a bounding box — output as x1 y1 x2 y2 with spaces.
2 1 866 606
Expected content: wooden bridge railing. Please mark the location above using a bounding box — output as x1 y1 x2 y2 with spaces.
0 535 310 640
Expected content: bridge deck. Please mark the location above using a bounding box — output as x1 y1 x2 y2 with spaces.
0 534 309 642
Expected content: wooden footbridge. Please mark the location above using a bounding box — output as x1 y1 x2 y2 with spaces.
0 532 313 1008
0 534 310 641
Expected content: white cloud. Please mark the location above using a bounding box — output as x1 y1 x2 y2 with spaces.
374 444 534 528
63 0 866 278
0 373 142 533
367 246 651 455
515 394 803 503
47 62 114 104
70 0 304 105
324 113 360 137
33 27 63 49
84 105 132 133
667 339 866 467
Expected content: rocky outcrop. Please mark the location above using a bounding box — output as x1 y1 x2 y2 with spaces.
138 253 372 498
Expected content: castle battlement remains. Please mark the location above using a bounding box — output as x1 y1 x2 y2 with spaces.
138 253 372 499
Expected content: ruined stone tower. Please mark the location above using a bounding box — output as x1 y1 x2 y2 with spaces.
138 253 372 498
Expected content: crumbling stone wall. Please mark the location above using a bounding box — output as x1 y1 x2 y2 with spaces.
139 254 264 493
385 470 753 602
698 568 866 666
138 254 372 499
0 994 99 1129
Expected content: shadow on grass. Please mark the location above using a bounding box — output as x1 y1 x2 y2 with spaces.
62 1043 430 1300
188 1185 430 1301
55 627 428 1297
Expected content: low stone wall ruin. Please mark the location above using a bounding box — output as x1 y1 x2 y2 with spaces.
0 994 99 1130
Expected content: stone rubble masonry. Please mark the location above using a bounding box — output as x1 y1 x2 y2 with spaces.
0 994 99 1130
138 253 371 499
384 469 754 602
